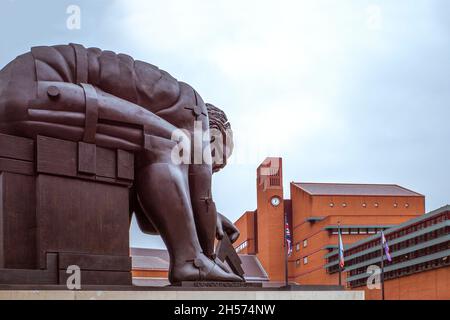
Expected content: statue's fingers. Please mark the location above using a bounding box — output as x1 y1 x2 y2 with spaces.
222 216 238 232
228 230 240 244
216 229 224 240
216 220 224 240
223 222 238 234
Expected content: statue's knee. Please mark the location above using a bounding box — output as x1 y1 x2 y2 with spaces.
137 134 182 166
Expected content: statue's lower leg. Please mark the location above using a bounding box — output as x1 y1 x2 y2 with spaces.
189 164 217 259
135 160 242 283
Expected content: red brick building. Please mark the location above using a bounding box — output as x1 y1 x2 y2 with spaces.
234 157 425 285
130 156 449 299
340 205 450 300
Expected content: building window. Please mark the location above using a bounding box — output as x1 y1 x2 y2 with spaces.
329 202 334 208
303 256 308 265
342 203 347 208
303 239 308 248
405 203 410 208
362 203 367 208
235 240 248 253
296 243 300 252
374 203 379 208
296 259 301 267
394 203 398 208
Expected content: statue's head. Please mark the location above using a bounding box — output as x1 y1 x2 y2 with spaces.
206 103 234 173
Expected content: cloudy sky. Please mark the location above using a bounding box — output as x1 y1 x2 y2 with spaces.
1 0 449 249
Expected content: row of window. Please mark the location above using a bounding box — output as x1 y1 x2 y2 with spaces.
235 240 248 253
347 241 450 278
327 227 449 274
295 256 308 267
345 212 449 257
329 202 410 208
329 227 388 236
294 238 310 266
349 256 450 288
326 227 390 266
294 239 308 252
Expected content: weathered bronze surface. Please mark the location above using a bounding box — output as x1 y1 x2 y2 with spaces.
0 44 243 286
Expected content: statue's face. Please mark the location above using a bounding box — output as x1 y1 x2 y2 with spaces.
210 127 234 173
206 103 234 173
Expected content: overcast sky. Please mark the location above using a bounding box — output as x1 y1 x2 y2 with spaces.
1 0 449 249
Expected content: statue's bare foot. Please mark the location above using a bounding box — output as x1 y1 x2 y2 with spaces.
170 254 244 284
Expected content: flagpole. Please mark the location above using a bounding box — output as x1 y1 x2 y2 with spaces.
337 222 342 287
284 211 289 287
380 232 385 300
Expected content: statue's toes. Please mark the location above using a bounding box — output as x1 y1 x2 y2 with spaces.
202 263 244 282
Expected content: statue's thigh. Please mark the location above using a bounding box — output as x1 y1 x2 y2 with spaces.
0 81 86 141
3 81 182 152
96 89 179 141
95 89 186 154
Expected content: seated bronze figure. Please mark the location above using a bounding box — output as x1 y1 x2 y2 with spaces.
0 43 243 284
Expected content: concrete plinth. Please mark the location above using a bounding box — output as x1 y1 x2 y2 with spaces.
0 290 364 300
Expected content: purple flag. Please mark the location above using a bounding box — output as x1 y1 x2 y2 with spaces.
285 217 293 256
338 228 345 268
381 231 392 262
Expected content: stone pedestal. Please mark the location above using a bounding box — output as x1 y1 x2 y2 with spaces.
0 134 133 286
0 289 365 300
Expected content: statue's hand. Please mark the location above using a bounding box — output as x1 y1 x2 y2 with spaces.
216 212 240 243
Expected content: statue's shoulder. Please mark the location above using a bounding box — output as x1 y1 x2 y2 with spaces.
81 44 182 109
133 60 181 110
29 44 182 109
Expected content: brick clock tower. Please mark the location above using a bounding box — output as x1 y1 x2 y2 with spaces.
255 157 286 281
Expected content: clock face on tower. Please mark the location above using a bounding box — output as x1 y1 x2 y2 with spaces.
270 196 281 207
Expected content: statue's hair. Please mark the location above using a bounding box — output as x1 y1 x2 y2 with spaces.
206 103 231 133
206 103 234 172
